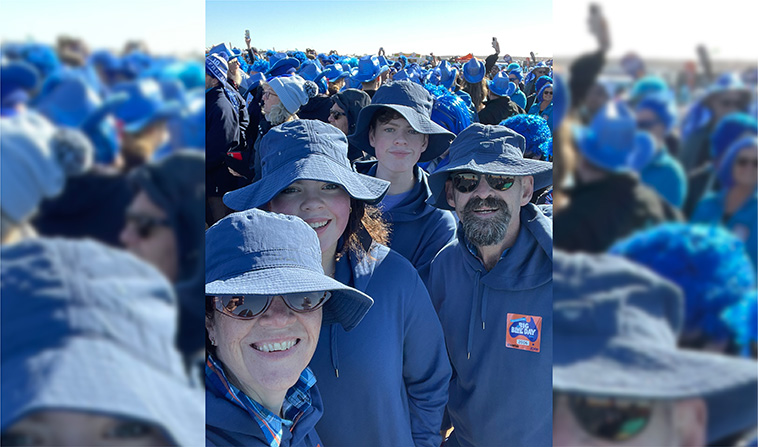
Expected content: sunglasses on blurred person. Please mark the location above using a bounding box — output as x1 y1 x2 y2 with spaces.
125 213 172 238
556 392 656 442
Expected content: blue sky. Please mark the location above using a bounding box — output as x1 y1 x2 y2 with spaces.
206 0 553 57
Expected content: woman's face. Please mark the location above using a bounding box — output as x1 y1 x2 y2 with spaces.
262 86 281 115
732 146 758 187
268 180 351 259
542 87 553 103
206 297 323 406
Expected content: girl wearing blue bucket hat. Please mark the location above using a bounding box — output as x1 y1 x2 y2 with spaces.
222 119 452 447
462 57 488 112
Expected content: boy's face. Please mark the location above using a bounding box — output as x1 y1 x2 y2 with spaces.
369 116 428 175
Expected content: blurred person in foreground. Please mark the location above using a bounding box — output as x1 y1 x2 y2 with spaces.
327 88 371 161
553 250 758 447
205 209 373 446
120 151 206 367
1 238 204 446
425 123 554 446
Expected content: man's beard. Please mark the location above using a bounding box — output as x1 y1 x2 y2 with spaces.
460 196 511 247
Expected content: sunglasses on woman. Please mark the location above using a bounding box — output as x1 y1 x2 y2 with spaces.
208 291 331 319
125 213 172 238
559 393 654 442
451 172 515 193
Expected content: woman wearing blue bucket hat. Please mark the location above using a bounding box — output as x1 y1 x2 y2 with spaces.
462 57 488 112
222 119 452 447
205 208 374 446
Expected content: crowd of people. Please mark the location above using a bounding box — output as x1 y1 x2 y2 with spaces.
1 38 206 445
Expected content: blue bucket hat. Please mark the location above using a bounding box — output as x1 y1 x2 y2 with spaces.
223 119 389 211
553 250 758 444
205 209 374 332
573 100 656 172
508 65 523 82
265 52 300 79
0 60 40 111
487 71 511 97
437 61 458 90
427 123 553 210
0 238 204 446
392 68 421 84
635 92 678 133
348 81 455 162
710 112 758 161
351 55 387 83
462 57 485 83
318 64 349 83
110 79 180 134
35 75 104 128
299 61 327 94
209 43 234 61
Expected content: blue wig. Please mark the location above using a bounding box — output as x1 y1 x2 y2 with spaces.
717 135 758 189
710 112 758 161
430 92 472 135
721 290 757 357
250 58 270 74
610 223 757 344
500 114 552 160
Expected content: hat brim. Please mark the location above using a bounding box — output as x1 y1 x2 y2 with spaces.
573 126 654 173
265 58 300 77
1 337 204 446
427 156 553 210
205 266 374 332
488 80 509 97
352 71 381 83
223 154 390 211
553 341 758 444
348 104 455 162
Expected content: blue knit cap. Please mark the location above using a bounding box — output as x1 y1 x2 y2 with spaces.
508 66 523 82
610 223 757 345
710 112 758 161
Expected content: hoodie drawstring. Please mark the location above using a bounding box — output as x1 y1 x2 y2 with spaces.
481 287 488 331
330 325 339 378
467 270 482 360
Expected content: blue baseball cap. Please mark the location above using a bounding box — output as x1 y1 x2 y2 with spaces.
1 238 204 446
553 250 758 444
224 119 389 211
462 57 485 83
110 79 180 134
427 123 553 210
206 209 374 332
349 81 455 162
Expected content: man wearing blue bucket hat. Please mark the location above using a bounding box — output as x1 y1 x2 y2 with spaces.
552 250 758 446
479 71 525 125
425 123 553 446
205 208 374 446
351 55 388 98
1 238 205 446
349 81 457 281
554 101 682 253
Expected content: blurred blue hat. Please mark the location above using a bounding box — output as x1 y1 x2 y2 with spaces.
164 91 204 152
318 63 349 83
573 100 656 172
430 92 472 136
206 209 375 332
721 290 757 357
462 57 485 83
224 119 389 210
110 79 179 134
0 238 204 446
535 82 553 105
635 91 678 133
717 135 758 189
629 75 670 104
21 43 60 79
265 52 300 79
501 113 552 160
510 87 527 109
299 61 327 94
392 68 421 84
534 75 552 95
553 250 758 444
427 123 553 210
508 65 523 82
34 74 103 128
438 60 458 90
1 60 40 111
711 112 758 161
209 43 233 61
349 81 455 162
487 71 511 97
351 55 388 83
553 73 570 129
121 51 152 79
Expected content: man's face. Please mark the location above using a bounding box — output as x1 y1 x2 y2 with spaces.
262 85 281 115
708 90 748 123
533 67 550 78
369 116 428 176
328 103 349 135
446 172 533 247
553 393 706 447
119 191 179 282
205 74 217 90
636 108 666 144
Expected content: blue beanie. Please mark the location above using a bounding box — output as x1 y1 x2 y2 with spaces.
510 88 527 109
500 114 552 160
711 112 758 161
636 92 678 133
508 66 523 82
534 76 552 95
610 223 757 344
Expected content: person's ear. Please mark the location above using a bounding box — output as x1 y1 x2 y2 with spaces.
206 313 217 346
445 179 456 209
520 176 534 206
674 398 707 447
368 126 376 148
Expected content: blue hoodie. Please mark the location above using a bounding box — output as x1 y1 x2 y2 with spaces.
691 190 757 268
205 380 324 447
426 203 553 446
356 161 457 282
308 243 452 447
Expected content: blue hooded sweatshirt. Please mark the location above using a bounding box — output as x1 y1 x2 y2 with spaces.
639 146 688 209
356 161 457 282
691 190 757 268
426 203 553 446
308 242 452 447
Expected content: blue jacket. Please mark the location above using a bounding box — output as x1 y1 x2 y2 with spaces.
426 203 553 446
528 102 553 130
691 190 758 267
640 147 687 209
356 161 457 282
309 243 452 447
205 381 324 447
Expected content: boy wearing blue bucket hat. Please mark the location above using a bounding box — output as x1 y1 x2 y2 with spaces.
205 208 374 446
425 123 553 446
349 81 458 281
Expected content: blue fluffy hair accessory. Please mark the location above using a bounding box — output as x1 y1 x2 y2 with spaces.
250 58 270 74
500 114 552 160
610 223 757 344
721 290 757 357
710 112 758 161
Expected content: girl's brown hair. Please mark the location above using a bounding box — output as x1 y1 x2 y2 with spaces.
337 198 390 261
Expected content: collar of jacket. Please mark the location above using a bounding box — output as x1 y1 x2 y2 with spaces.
356 160 436 223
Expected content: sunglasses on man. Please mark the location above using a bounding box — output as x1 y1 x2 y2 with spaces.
208 291 331 319
451 172 516 193
557 392 655 442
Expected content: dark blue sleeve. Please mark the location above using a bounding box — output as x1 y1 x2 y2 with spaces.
206 97 240 170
